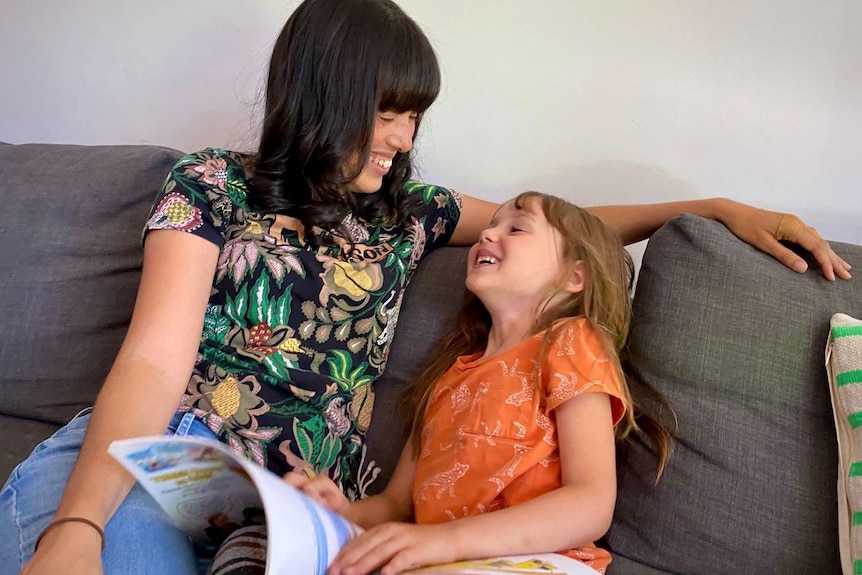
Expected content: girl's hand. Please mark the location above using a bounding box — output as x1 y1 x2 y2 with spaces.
328 522 459 575
717 199 852 281
283 472 351 517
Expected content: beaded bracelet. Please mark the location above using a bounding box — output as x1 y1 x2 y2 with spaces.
34 517 106 552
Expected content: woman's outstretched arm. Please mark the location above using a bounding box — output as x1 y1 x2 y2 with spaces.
451 194 852 280
21 230 219 575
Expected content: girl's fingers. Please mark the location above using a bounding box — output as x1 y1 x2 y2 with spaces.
331 527 406 575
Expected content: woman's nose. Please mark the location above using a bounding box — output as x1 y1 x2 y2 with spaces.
387 116 415 153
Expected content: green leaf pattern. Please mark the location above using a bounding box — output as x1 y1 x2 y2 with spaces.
144 148 462 497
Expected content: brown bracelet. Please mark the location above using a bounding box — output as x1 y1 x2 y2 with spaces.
34 517 106 552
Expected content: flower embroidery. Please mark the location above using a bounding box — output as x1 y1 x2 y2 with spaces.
406 217 427 270
317 259 384 307
323 396 351 436
193 158 228 191
431 216 448 241
226 323 305 364
186 370 269 429
146 192 204 233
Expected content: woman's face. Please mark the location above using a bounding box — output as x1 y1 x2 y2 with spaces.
346 110 417 194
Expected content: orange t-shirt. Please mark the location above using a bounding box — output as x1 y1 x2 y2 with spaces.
412 318 625 574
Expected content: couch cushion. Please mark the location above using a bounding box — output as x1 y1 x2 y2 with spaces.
606 214 862 575
0 143 184 480
364 246 469 494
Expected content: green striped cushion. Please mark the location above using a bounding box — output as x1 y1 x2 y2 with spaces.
828 313 862 575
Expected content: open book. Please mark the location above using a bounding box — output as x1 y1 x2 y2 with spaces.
109 435 599 575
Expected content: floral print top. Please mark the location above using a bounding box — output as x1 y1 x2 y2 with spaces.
143 148 462 499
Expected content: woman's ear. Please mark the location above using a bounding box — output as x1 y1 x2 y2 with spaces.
562 260 587 294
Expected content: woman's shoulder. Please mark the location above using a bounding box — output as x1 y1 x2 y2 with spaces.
171 148 255 178
402 180 463 210
402 180 453 194
166 148 257 208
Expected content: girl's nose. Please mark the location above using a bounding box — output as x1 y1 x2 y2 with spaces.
479 226 496 243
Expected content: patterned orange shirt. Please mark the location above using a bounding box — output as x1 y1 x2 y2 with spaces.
412 319 625 573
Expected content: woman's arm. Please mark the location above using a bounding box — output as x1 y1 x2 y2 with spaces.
586 198 851 280
451 194 851 280
327 393 616 575
22 230 219 574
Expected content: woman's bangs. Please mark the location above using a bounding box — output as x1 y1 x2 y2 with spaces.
377 27 440 113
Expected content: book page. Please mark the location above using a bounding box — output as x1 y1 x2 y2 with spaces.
407 553 600 575
108 436 263 546
109 436 361 575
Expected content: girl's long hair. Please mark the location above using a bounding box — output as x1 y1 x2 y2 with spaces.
402 192 674 480
249 0 440 237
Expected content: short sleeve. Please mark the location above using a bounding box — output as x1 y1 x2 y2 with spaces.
403 181 463 256
143 148 250 248
542 319 626 425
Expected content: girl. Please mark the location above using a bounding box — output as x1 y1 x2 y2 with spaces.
218 191 672 575
0 1 847 575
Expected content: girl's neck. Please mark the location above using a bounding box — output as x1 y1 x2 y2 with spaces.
480 309 536 360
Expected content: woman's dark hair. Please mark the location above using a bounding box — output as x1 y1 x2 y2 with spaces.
249 0 441 236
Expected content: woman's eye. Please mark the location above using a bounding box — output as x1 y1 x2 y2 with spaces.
377 114 395 123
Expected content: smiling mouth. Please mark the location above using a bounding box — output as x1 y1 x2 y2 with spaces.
371 157 392 169
476 255 498 265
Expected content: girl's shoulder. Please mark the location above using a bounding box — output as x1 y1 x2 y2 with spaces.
542 316 595 338
541 317 608 358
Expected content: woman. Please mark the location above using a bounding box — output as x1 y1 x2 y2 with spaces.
0 1 849 575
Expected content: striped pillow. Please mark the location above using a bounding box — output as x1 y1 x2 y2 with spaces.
828 313 862 575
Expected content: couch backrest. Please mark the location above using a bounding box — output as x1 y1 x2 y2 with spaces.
363 246 469 491
0 143 184 475
606 214 862 575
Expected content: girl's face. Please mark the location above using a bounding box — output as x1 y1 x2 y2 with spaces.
466 199 572 312
345 110 418 194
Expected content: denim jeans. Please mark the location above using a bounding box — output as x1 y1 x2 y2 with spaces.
0 410 218 575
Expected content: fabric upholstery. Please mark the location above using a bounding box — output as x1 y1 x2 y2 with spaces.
364 246 468 493
606 214 862 575
0 143 184 479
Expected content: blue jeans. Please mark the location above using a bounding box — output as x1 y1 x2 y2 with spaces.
0 410 219 575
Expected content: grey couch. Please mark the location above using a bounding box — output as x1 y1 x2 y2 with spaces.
1 142 861 574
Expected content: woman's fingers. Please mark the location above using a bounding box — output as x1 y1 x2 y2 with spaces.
772 214 852 280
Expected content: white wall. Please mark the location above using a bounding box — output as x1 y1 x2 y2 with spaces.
2 0 860 252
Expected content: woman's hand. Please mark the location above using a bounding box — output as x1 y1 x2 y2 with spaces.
284 472 351 517
20 522 103 575
328 522 459 575
717 199 852 281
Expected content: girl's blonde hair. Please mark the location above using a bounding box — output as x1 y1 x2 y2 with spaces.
402 191 673 479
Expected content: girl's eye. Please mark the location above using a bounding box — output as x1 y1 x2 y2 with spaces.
510 227 523 233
